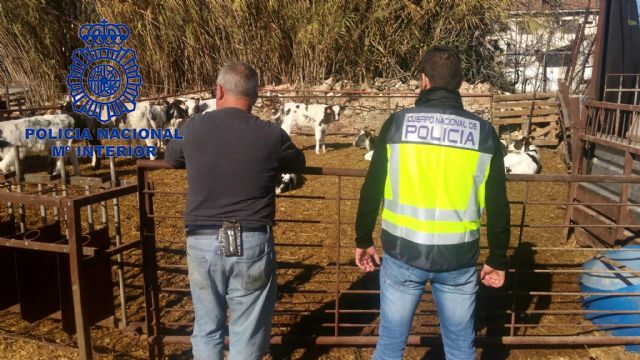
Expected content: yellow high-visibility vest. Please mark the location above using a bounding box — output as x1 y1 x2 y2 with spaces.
381 114 493 246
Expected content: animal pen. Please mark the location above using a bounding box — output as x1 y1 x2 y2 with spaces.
132 160 639 360
0 156 139 360
0 84 637 359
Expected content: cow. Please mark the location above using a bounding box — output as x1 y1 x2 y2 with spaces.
115 99 188 159
174 97 216 121
275 173 305 194
59 99 114 170
273 103 341 154
353 129 376 161
503 137 542 174
0 115 80 175
198 98 217 114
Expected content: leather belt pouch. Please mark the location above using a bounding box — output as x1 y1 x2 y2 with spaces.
220 220 242 257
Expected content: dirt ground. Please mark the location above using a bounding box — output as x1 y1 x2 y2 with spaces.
0 134 639 360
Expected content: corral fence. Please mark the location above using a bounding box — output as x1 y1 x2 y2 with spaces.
0 157 140 360
559 74 640 248
136 160 640 360
0 85 563 147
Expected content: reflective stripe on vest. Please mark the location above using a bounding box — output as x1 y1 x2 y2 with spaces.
381 143 492 245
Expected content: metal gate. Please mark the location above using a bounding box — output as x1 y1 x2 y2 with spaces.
136 160 640 359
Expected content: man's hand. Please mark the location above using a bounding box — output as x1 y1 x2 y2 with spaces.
355 246 381 272
480 264 505 288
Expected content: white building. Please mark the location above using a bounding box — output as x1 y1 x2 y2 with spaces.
495 0 598 93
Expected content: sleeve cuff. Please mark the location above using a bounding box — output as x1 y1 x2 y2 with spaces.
485 253 508 271
355 236 374 249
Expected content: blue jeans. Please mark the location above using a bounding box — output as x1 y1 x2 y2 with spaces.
374 255 478 360
186 230 277 360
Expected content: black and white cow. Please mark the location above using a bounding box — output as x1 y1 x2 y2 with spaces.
273 103 341 154
176 97 201 117
353 129 377 161
197 98 217 114
174 97 216 119
114 99 188 159
275 173 305 194
0 115 80 175
503 137 542 174
60 99 114 170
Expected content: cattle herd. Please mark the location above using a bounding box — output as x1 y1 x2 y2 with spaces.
0 95 541 193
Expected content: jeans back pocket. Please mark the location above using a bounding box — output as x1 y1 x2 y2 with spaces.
233 249 275 292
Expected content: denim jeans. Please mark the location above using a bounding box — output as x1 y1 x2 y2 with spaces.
186 229 277 360
373 255 478 360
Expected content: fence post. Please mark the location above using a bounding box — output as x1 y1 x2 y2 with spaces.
334 175 342 337
138 165 162 359
64 198 93 360
110 157 127 327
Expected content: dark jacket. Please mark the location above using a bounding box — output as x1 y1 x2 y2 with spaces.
355 88 510 271
165 107 305 227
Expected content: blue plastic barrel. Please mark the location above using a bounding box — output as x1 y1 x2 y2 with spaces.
580 245 640 352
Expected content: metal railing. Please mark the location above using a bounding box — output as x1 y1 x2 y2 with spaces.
0 175 139 360
136 160 640 359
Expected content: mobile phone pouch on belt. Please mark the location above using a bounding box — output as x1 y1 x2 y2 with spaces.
219 220 242 257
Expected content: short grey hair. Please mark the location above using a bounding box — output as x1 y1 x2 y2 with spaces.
216 62 259 104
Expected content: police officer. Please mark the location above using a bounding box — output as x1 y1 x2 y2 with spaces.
354 47 510 359
165 62 305 360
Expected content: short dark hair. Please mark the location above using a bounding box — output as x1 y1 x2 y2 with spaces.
419 47 463 90
216 61 259 104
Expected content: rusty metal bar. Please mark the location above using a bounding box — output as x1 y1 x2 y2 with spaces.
586 99 640 112
616 151 634 243
37 183 46 226
72 184 137 207
59 157 69 239
334 176 342 337
138 166 162 359
156 335 640 346
110 158 127 328
14 147 25 233
84 185 94 232
0 236 97 256
506 173 640 183
64 199 92 360
510 181 530 336
52 185 60 222
149 213 635 225
104 240 142 257
137 160 640 183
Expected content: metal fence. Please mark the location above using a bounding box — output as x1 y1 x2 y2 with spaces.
135 160 640 359
0 86 493 134
0 166 139 360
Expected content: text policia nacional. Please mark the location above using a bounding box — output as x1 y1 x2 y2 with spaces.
25 127 183 158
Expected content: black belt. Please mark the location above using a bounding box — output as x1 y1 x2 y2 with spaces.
186 225 270 236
